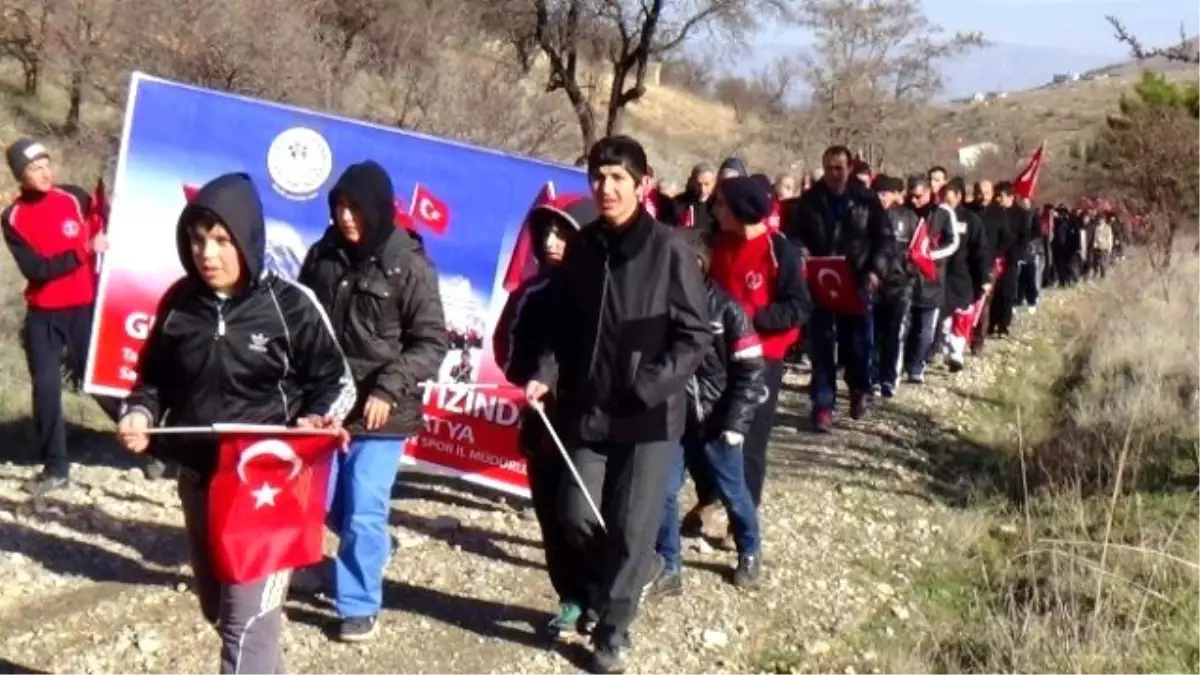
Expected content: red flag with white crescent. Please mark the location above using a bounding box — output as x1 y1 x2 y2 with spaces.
803 256 866 315
908 217 938 280
500 182 556 293
207 431 339 584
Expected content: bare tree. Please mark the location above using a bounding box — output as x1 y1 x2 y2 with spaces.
0 0 51 94
496 0 788 161
1106 16 1199 64
45 0 125 134
794 0 985 153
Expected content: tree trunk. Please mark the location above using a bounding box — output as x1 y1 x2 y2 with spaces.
564 80 596 163
22 56 39 94
64 64 86 134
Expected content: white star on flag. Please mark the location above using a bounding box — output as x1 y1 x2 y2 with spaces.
251 482 282 509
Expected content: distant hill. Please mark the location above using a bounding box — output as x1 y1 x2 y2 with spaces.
1086 35 1200 77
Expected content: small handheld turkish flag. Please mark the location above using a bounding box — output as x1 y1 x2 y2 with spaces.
207 429 340 584
804 256 866 315
89 177 109 235
679 205 695 229
766 199 781 232
908 217 938 280
1012 141 1045 200
409 183 451 236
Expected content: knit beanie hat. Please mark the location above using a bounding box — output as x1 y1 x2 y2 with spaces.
719 174 773 224
6 138 49 180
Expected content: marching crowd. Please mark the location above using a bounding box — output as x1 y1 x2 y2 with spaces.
1 133 1122 674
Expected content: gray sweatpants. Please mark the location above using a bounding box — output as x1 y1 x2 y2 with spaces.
179 472 291 674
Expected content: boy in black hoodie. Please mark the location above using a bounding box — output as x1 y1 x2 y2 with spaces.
116 173 357 674
298 161 448 641
493 193 600 640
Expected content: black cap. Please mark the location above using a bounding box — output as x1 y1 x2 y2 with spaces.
719 174 773 224
6 138 49 180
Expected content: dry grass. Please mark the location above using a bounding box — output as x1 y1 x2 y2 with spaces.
858 249 1200 674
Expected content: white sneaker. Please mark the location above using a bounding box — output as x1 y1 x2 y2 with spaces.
1028 306 1038 315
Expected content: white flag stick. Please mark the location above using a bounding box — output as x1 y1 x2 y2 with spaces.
531 401 606 532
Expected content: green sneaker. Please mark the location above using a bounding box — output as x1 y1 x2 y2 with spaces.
544 602 583 640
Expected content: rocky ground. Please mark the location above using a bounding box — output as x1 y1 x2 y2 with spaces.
0 295 1068 675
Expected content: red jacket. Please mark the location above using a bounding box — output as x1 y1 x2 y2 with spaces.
2 186 97 310
709 230 811 360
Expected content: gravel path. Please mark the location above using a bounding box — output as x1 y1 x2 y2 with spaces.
0 299 1062 674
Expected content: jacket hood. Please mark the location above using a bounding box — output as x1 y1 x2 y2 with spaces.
176 172 266 288
527 195 596 264
329 160 396 259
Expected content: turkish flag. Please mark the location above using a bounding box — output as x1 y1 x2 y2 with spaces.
679 205 695 229
500 182 556 293
908 217 938 280
89 176 109 234
183 183 200 202
1013 141 1046 200
804 256 866 315
409 183 451 236
643 188 659 220
207 430 340 584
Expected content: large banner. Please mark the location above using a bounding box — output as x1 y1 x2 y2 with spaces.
84 72 590 497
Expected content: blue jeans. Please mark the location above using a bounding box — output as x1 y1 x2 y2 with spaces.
808 307 873 411
656 437 761 574
903 306 940 378
327 436 406 618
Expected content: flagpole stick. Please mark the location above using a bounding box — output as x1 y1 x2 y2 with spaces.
531 401 606 532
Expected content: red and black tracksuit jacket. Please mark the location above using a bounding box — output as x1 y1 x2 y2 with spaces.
2 186 97 310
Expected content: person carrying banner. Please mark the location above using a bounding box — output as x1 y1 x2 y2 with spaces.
708 173 810 509
114 172 357 675
783 145 893 432
525 135 712 674
1 137 125 495
492 193 602 640
297 160 448 642
648 229 766 598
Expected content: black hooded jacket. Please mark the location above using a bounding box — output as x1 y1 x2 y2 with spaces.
492 197 595 458
687 279 765 439
299 161 449 436
123 172 357 477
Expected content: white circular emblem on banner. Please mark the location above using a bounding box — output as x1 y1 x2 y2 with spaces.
266 127 333 200
62 219 80 238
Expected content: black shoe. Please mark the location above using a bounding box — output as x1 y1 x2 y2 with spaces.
143 458 167 480
336 615 378 642
644 567 683 601
947 359 964 373
733 554 761 588
849 392 870 420
880 384 895 399
22 473 69 496
576 607 599 636
591 643 629 674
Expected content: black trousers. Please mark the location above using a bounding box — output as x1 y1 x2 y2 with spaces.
22 305 121 477
988 266 1019 335
742 359 783 507
872 294 910 388
560 440 674 648
526 450 593 606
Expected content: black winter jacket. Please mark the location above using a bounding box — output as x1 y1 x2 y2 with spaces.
533 210 712 445
687 279 765 439
905 202 960 309
881 205 918 301
298 161 448 435
943 205 992 311
124 173 357 477
977 203 1019 268
782 180 894 287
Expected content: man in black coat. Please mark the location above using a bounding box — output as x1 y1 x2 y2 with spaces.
782 145 894 431
298 160 449 642
987 181 1026 337
939 178 992 371
526 135 711 674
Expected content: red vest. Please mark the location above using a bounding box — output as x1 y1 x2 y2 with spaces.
9 187 95 309
710 231 800 360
